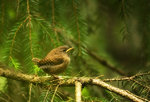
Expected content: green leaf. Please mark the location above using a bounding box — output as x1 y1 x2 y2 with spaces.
10 57 20 70
82 87 90 97
33 65 40 74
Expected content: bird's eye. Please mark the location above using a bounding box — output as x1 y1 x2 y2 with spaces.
62 49 67 52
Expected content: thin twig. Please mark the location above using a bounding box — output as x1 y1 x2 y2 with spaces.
28 83 32 102
1 0 4 25
51 0 59 43
43 86 51 102
16 0 20 17
104 72 150 91
51 84 60 102
72 0 81 56
27 0 33 58
87 49 127 76
10 16 29 56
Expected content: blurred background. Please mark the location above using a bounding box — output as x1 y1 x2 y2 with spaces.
0 0 150 101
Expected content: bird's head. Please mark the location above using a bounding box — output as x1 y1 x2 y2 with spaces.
58 45 74 53
52 45 74 55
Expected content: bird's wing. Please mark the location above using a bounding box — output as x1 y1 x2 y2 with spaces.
37 56 64 67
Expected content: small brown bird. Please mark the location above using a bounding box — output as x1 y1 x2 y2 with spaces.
32 45 73 75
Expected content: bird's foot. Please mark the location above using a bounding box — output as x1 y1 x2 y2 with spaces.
51 74 59 79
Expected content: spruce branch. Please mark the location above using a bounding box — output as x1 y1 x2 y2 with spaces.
0 68 147 102
10 16 29 56
27 0 33 58
86 49 127 76
51 0 59 43
104 71 150 93
104 71 150 82
28 83 32 102
72 0 81 56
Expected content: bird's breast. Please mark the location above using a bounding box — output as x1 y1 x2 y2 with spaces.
63 54 70 64
39 54 70 74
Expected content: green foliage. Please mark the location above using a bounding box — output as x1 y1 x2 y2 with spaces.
0 77 7 92
82 87 90 98
9 56 20 70
39 89 64 102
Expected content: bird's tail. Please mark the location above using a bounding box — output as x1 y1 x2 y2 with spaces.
32 58 41 64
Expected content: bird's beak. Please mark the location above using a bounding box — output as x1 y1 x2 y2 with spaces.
66 47 74 53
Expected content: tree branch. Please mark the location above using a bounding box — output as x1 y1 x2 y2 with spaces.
86 49 127 76
75 81 82 102
0 68 147 102
104 71 150 96
104 71 150 82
